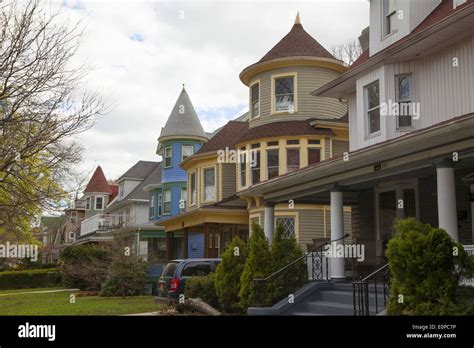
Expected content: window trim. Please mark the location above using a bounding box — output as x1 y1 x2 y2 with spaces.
382 0 398 38
239 147 247 189
274 213 298 240
395 73 414 131
251 149 261 185
164 146 173 168
180 187 187 211
266 148 280 180
85 197 91 210
181 144 194 162
163 189 171 215
364 80 381 137
189 171 197 206
271 72 298 115
94 196 104 210
201 166 216 203
149 194 156 218
249 80 260 119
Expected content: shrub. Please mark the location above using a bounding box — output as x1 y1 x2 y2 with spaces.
239 222 272 308
386 218 473 315
101 253 148 297
267 224 308 304
215 236 247 313
0 268 61 289
185 273 218 308
59 245 111 290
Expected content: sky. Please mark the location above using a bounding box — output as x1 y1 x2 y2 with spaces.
53 0 369 181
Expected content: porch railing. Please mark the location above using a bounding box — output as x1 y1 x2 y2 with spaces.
252 234 352 307
461 245 474 287
352 263 390 316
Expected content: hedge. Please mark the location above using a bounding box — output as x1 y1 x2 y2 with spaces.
0 268 61 290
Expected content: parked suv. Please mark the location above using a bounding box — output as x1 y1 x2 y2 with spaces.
156 258 221 302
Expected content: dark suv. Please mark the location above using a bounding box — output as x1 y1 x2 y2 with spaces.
156 258 221 302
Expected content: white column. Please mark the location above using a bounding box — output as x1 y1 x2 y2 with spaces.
264 203 275 244
436 162 458 241
330 189 345 280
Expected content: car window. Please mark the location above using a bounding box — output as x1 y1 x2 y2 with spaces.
181 262 211 277
162 262 179 277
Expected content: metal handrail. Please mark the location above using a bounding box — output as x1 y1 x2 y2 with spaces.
352 263 390 316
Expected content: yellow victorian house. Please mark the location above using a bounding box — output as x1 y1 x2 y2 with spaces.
161 14 352 257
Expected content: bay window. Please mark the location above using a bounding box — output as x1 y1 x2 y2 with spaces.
267 149 279 179
163 189 171 214
203 167 216 202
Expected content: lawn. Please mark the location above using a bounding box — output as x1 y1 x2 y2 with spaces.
0 288 167 315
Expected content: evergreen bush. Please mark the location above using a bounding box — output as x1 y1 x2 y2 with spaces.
185 273 218 308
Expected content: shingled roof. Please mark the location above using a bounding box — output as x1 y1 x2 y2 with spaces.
84 166 112 194
195 121 249 155
257 13 334 63
159 86 207 140
118 161 159 181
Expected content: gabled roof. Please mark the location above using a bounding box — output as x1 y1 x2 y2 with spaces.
195 121 249 155
106 162 162 211
84 166 112 194
118 160 159 181
159 86 207 140
257 14 334 64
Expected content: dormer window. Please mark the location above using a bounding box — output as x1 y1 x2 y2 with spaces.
164 146 173 168
273 74 296 113
383 0 397 37
95 196 104 210
250 82 260 118
119 182 124 198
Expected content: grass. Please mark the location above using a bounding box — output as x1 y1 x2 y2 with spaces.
0 287 166 315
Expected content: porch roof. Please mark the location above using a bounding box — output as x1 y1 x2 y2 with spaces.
237 113 474 203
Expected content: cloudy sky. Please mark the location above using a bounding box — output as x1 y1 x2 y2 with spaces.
55 0 369 181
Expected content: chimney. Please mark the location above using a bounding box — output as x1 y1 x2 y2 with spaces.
358 26 370 52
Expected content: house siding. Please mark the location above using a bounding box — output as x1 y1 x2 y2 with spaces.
221 163 237 199
332 140 349 157
187 231 205 258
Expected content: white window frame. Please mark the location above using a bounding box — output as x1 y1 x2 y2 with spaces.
181 145 194 162
95 195 104 210
163 189 171 215
164 146 173 168
382 0 397 38
190 171 197 206
249 80 260 118
395 73 413 130
271 73 298 114
202 167 216 203
150 194 155 218
364 80 381 136
180 187 187 211
85 197 91 210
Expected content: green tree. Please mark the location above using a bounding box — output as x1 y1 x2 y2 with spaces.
214 236 247 312
101 253 147 297
239 223 272 308
386 218 474 315
268 224 307 304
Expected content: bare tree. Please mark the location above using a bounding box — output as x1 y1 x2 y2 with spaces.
0 0 107 240
331 39 363 66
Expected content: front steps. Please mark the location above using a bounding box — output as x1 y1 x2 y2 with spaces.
248 282 387 316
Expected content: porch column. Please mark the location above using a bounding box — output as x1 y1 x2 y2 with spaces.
264 202 275 244
436 161 458 241
330 188 345 280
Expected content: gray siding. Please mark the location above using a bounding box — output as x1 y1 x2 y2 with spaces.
249 66 346 128
221 163 237 199
324 137 331 160
332 140 349 158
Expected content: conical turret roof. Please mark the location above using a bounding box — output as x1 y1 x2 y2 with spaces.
84 166 112 194
159 86 207 140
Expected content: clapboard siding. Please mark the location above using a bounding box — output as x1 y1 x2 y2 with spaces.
299 209 325 252
187 232 205 258
332 140 349 158
221 163 236 199
249 66 347 128
324 137 331 160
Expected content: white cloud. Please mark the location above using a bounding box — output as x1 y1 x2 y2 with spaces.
51 0 369 180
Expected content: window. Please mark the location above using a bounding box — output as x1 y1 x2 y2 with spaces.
69 231 75 241
308 148 321 165
95 196 104 210
203 168 215 202
287 149 300 173
383 0 397 36
150 194 155 218
180 188 187 211
251 150 260 184
163 189 171 214
365 81 380 135
267 149 279 180
119 182 124 198
158 193 162 216
267 141 279 147
164 146 173 168
251 83 259 118
240 149 246 187
181 262 212 277
308 139 320 145
190 172 197 205
275 216 296 239
396 74 412 129
274 76 295 112
70 211 77 224
287 139 299 145
182 145 194 161
85 197 91 210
